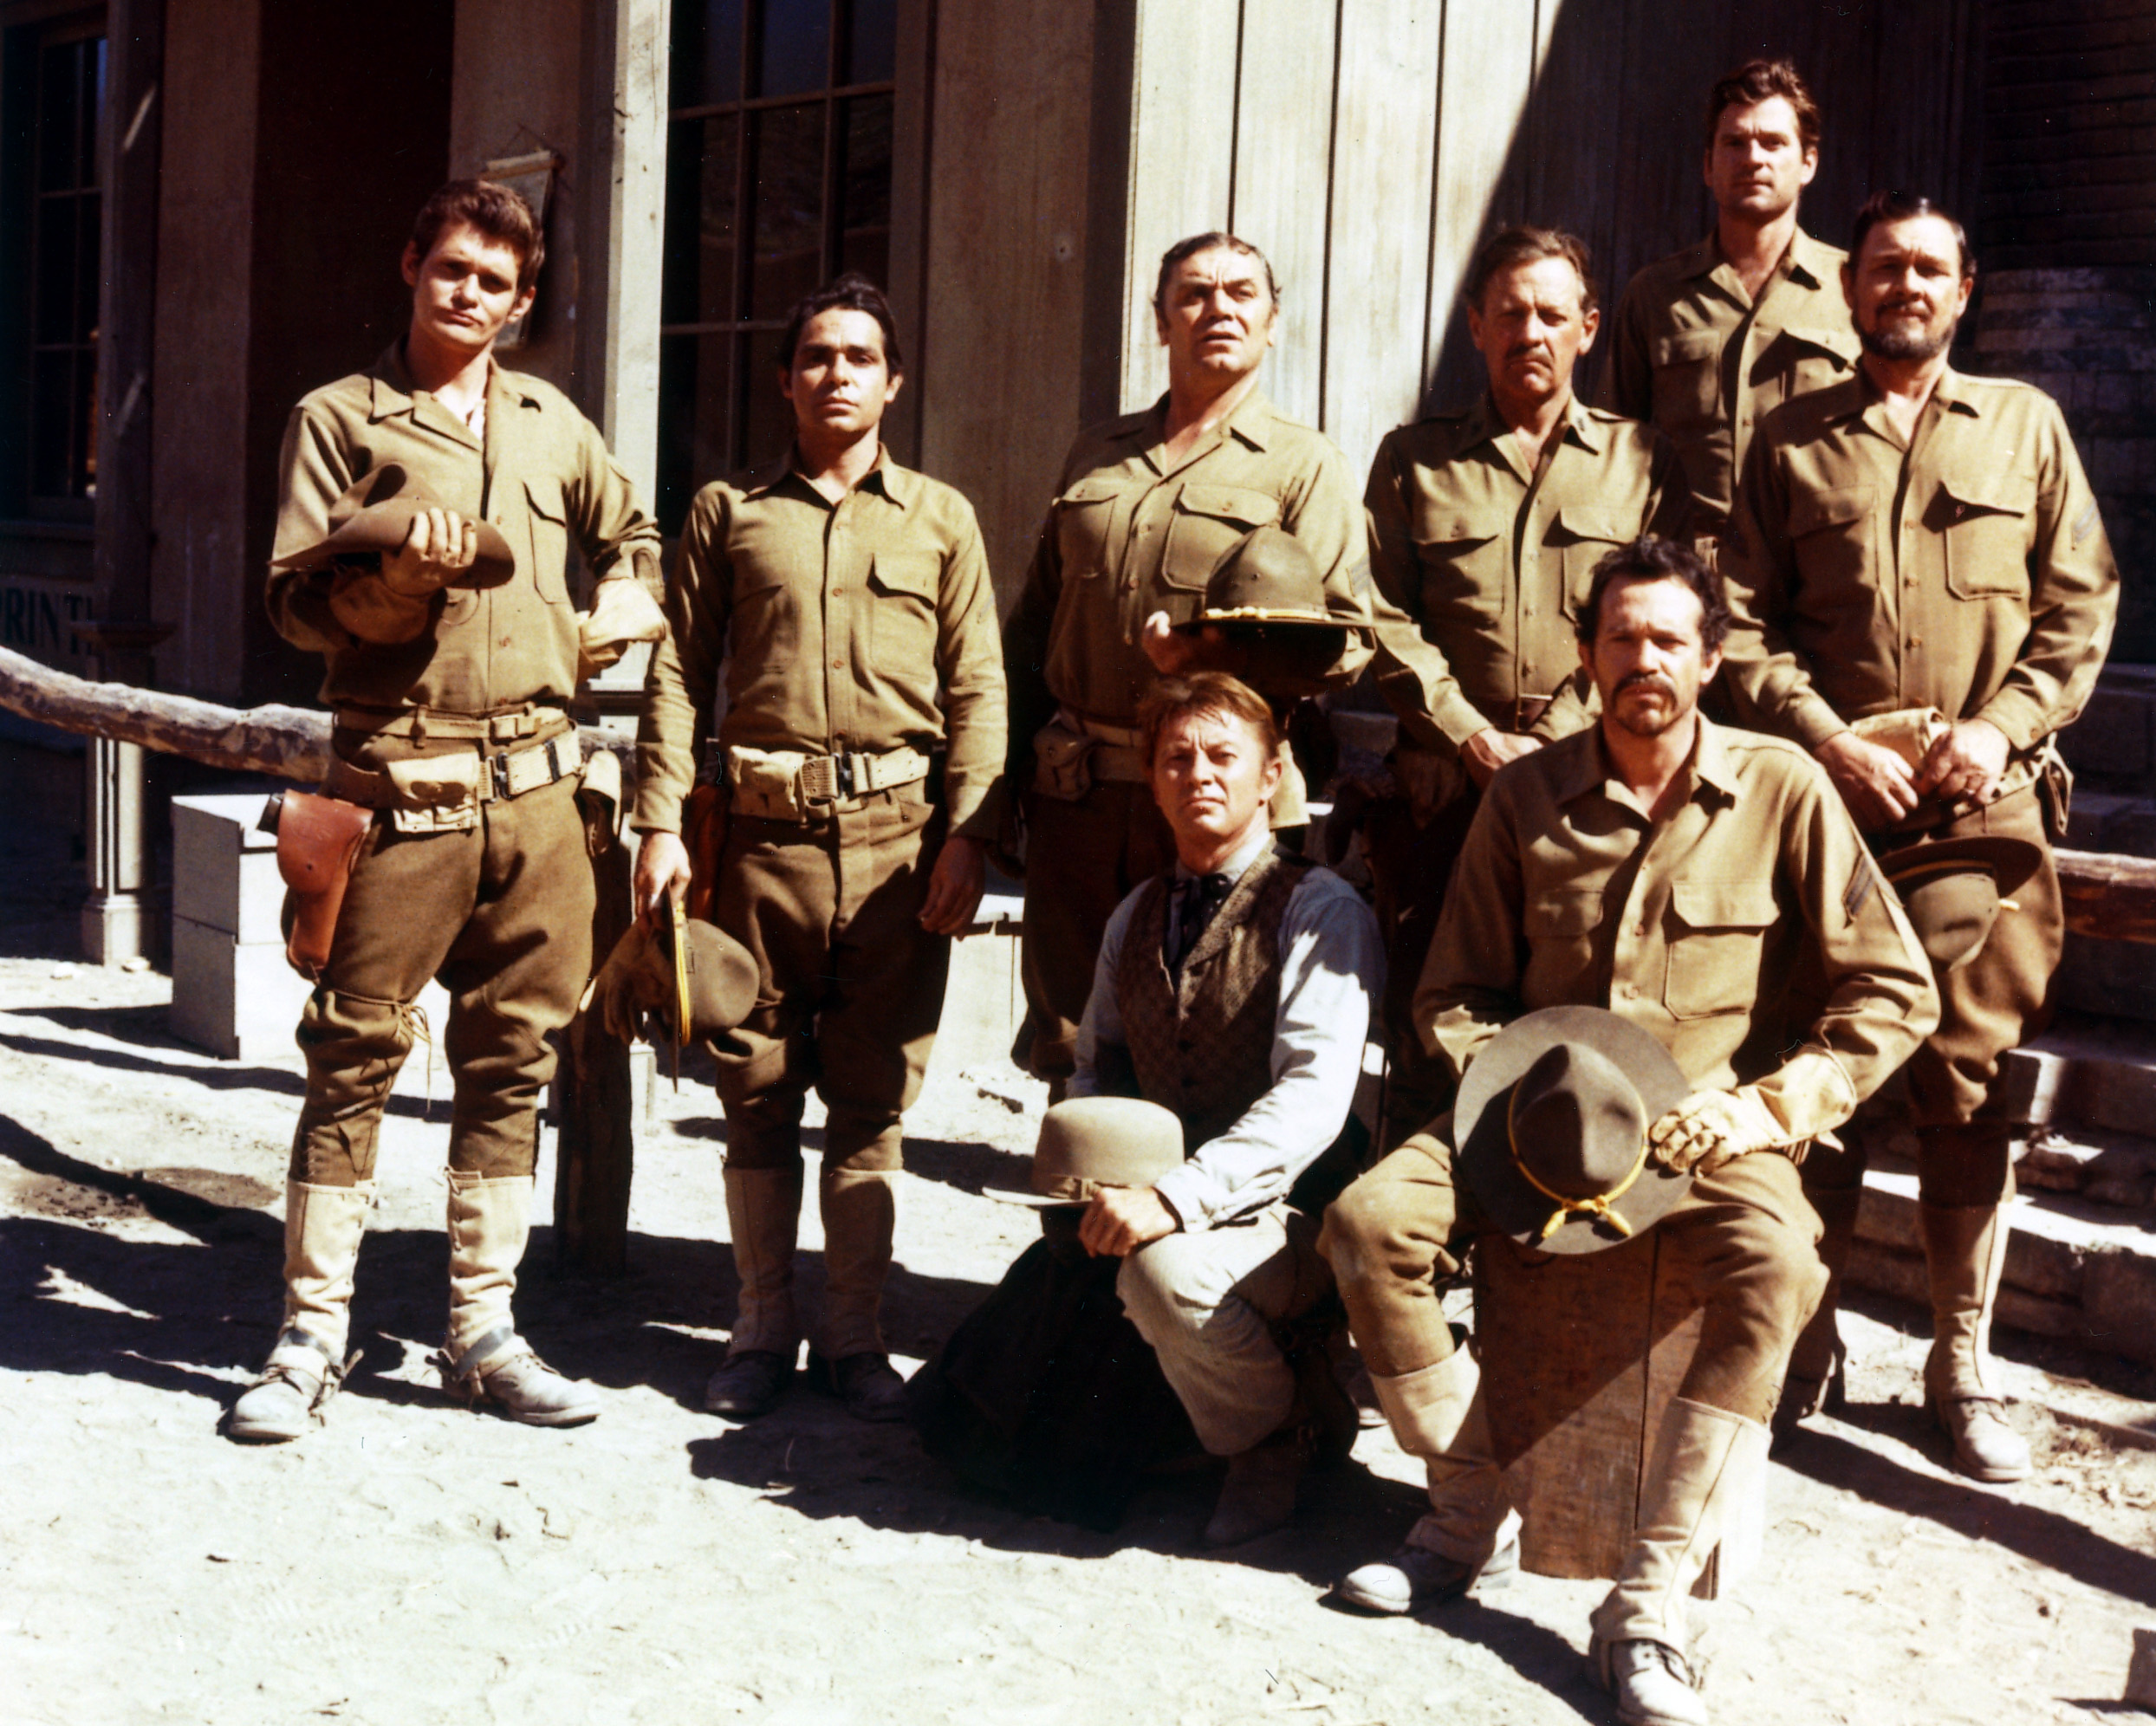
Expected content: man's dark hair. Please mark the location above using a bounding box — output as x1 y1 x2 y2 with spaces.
1575 537 1731 653
1464 225 1598 317
776 272 906 374
1140 672 1282 773
408 179 545 291
1704 58 1821 154
1151 232 1281 317
1848 189 1975 281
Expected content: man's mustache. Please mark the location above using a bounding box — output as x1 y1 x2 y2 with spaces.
1618 672 1677 697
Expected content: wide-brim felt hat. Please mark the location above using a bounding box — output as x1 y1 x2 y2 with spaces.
987 1096 1185 1208
659 901 762 1047
1172 523 1361 634
1875 833 2046 974
270 462 516 588
1456 1005 1692 1255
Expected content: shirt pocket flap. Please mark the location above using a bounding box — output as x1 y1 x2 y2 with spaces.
523 477 568 523
1935 477 2036 522
1174 484 1283 529
1653 328 1721 366
1058 476 1124 509
1670 879 1778 931
1788 483 1875 536
868 550 941 600
1780 324 1860 362
1412 513 1499 548
1525 888 1606 940
1554 505 1632 543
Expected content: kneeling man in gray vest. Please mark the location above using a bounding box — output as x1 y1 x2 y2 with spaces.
1065 671 1382 1548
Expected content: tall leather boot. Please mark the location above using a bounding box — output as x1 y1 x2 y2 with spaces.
705 1163 803 1417
438 1171 599 1427
1774 1182 1863 1433
1589 1398 1769 1726
809 1165 907 1422
1919 1200 2030 1482
227 1180 376 1443
1334 1340 1521 1612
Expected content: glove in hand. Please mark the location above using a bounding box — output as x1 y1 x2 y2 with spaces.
1647 1087 1788 1176
583 920 671 1045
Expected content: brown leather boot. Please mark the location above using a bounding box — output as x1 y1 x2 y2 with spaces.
1919 1200 2031 1482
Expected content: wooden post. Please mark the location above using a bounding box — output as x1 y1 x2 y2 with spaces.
554 837 637 1273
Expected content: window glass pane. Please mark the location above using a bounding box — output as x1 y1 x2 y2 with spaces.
76 189 101 341
658 332 735 526
744 328 796 466
748 103 822 320
34 196 77 345
845 0 896 85
838 94 891 288
664 116 740 328
81 39 105 190
29 353 72 496
672 0 744 109
36 42 79 192
757 0 830 99
76 346 97 494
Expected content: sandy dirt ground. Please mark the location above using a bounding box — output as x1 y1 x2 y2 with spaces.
4 843 2156 1726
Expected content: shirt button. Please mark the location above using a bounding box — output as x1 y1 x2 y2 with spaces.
831 586 845 597
1620 982 1640 999
832 658 844 669
1634 923 1648 938
1908 636 1922 648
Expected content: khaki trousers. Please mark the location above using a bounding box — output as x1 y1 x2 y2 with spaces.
1016 780 1175 1083
1115 1201 1335 1457
1319 1124 1826 1426
289 773 594 1186
713 793 951 1174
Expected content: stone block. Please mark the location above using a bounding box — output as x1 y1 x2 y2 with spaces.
2083 1251 2156 1367
2060 685 2151 780
923 906 1023 1083
2062 789 2138 849
172 791 286 943
169 915 315 1062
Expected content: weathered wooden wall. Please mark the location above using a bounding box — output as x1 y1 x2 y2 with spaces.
1097 0 1982 490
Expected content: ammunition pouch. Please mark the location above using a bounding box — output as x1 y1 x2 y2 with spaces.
1032 710 1149 802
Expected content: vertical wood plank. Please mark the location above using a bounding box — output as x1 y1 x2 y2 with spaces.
1230 0 1338 431
1322 0 1442 476
1605 0 1728 340
1118 0 1243 412
1425 0 1544 412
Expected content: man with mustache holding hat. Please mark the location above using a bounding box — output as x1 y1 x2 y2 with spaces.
1718 191 2118 1477
1320 537 1935 1726
231 179 666 1442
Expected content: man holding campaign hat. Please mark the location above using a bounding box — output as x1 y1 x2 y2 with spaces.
1319 536 1934 1726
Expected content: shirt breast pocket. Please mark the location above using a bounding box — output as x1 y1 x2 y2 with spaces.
1055 476 1125 581
1763 324 1859 401
1664 880 1780 1019
1651 328 1723 425
1408 512 1506 629
730 558 802 665
867 549 942 670
1788 483 1876 596
523 479 573 606
1929 479 2035 602
1523 886 1606 1003
1552 506 1633 611
1162 483 1282 593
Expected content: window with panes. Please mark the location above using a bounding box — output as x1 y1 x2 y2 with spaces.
0 10 105 517
659 0 897 529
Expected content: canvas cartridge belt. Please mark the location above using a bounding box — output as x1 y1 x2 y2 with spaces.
724 743 932 821
321 730 583 833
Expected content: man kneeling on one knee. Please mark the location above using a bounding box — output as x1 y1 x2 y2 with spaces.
1319 538 1936 1726
1066 670 1382 1548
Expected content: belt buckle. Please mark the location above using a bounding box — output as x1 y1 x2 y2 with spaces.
490 753 512 802
834 753 857 800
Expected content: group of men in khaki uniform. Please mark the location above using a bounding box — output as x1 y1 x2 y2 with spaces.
225 46 2114 1726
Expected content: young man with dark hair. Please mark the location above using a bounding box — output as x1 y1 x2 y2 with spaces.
1069 671 1381 1548
1602 59 1860 542
1320 539 1935 1726
633 273 1006 1424
1718 191 2118 1476
1002 232 1373 1090
1362 224 1687 1140
232 179 666 1443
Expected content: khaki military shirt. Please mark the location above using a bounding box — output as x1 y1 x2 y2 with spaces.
1602 226 1860 532
1002 389 1371 765
633 451 1007 839
267 346 662 715
1417 717 1938 1139
1718 368 2119 761
1366 393 1690 753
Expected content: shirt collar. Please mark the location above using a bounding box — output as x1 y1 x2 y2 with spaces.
367 343 537 433
744 443 912 506
1554 715 1739 812
1691 223 1832 292
1464 391 1601 464
1174 823 1274 885
1849 362 1982 439
1140 386 1276 457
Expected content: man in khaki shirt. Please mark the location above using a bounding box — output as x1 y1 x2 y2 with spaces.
1002 232 1370 1086
1602 59 1860 540
1365 225 1688 1139
1720 191 2118 1481
231 181 665 1444
1320 538 1934 1726
634 275 1006 1423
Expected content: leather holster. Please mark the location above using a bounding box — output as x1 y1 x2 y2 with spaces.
683 780 729 923
273 790 376 980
